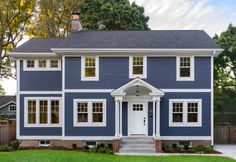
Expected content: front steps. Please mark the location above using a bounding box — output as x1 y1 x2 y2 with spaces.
120 136 155 153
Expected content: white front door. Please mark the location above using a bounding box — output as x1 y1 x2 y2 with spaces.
128 102 148 136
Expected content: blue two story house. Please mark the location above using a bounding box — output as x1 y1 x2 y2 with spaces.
11 13 223 153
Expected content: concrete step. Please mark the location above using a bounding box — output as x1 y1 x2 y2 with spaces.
119 148 156 153
122 136 153 141
121 143 155 149
121 140 154 144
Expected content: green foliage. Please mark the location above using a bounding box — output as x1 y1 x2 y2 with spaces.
214 24 236 113
72 143 77 149
0 0 36 79
27 0 81 38
0 144 10 152
80 0 149 30
10 139 21 150
0 85 6 96
163 144 214 154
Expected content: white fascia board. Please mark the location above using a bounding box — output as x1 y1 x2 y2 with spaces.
10 52 58 58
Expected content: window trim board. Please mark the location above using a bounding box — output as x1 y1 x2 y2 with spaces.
73 99 107 127
23 59 61 71
169 99 202 127
176 56 195 81
81 56 99 81
129 56 147 78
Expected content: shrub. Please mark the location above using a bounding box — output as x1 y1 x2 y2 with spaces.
172 143 177 149
107 143 113 149
0 145 10 152
83 145 89 150
194 145 205 152
10 139 21 150
206 146 214 153
72 143 77 149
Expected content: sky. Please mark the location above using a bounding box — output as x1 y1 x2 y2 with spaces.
1 0 236 95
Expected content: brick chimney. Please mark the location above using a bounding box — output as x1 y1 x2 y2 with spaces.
71 11 82 32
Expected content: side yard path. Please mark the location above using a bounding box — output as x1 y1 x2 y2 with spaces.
0 150 235 162
215 145 236 160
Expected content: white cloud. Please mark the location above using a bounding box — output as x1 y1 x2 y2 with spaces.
130 0 236 36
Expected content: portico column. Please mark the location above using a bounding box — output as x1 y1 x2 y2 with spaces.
156 98 161 138
152 100 156 137
119 99 123 137
115 98 119 137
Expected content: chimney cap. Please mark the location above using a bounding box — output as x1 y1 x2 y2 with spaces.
72 10 80 15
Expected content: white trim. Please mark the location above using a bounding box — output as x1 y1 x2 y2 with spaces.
73 99 106 127
64 89 113 93
161 89 211 92
0 101 16 109
81 56 99 81
38 140 51 147
176 56 195 81
16 60 20 139
24 97 62 127
8 105 16 112
18 136 62 140
10 52 57 58
211 55 214 145
23 59 61 71
62 56 65 138
158 136 212 140
19 91 62 94
129 56 147 78
169 99 202 127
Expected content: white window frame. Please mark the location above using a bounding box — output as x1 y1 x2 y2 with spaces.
169 99 202 127
39 140 51 147
23 59 61 71
9 105 16 112
24 97 62 127
176 56 194 81
73 99 106 127
129 56 147 78
81 56 99 81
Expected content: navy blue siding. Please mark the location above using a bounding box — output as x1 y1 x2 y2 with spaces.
160 93 211 136
20 61 62 91
122 102 128 136
148 102 153 136
65 57 211 89
65 93 115 136
20 94 62 136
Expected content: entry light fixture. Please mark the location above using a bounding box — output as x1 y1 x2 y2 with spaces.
136 85 139 96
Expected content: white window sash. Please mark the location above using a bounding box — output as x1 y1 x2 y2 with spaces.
169 99 202 127
73 99 106 127
129 56 147 78
23 59 61 71
176 56 194 81
24 97 61 127
81 56 99 81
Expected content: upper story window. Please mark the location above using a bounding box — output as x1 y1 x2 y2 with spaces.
25 97 61 127
73 99 106 127
9 105 16 112
176 56 194 81
24 59 61 71
26 60 35 68
81 56 99 81
129 56 147 78
169 99 202 127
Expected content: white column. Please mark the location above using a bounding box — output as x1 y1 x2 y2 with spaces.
152 100 156 137
156 98 161 138
115 99 119 137
119 99 123 137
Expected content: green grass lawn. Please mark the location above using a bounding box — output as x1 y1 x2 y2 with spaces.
0 150 235 162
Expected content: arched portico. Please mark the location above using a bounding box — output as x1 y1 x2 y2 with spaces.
111 78 164 138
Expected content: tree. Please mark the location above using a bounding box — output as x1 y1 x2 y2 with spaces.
0 85 5 96
0 0 36 79
27 0 81 38
80 0 149 30
28 0 149 38
214 24 236 112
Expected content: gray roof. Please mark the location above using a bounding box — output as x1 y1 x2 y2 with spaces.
0 96 16 108
13 30 221 52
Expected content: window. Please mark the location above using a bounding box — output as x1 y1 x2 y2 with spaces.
39 59 47 68
24 59 61 71
9 105 16 112
50 60 59 68
178 141 192 148
169 99 202 127
27 100 36 124
39 140 50 147
81 56 99 81
129 56 147 78
25 97 61 127
51 100 59 124
26 60 35 68
84 141 97 148
74 99 106 126
177 56 194 81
